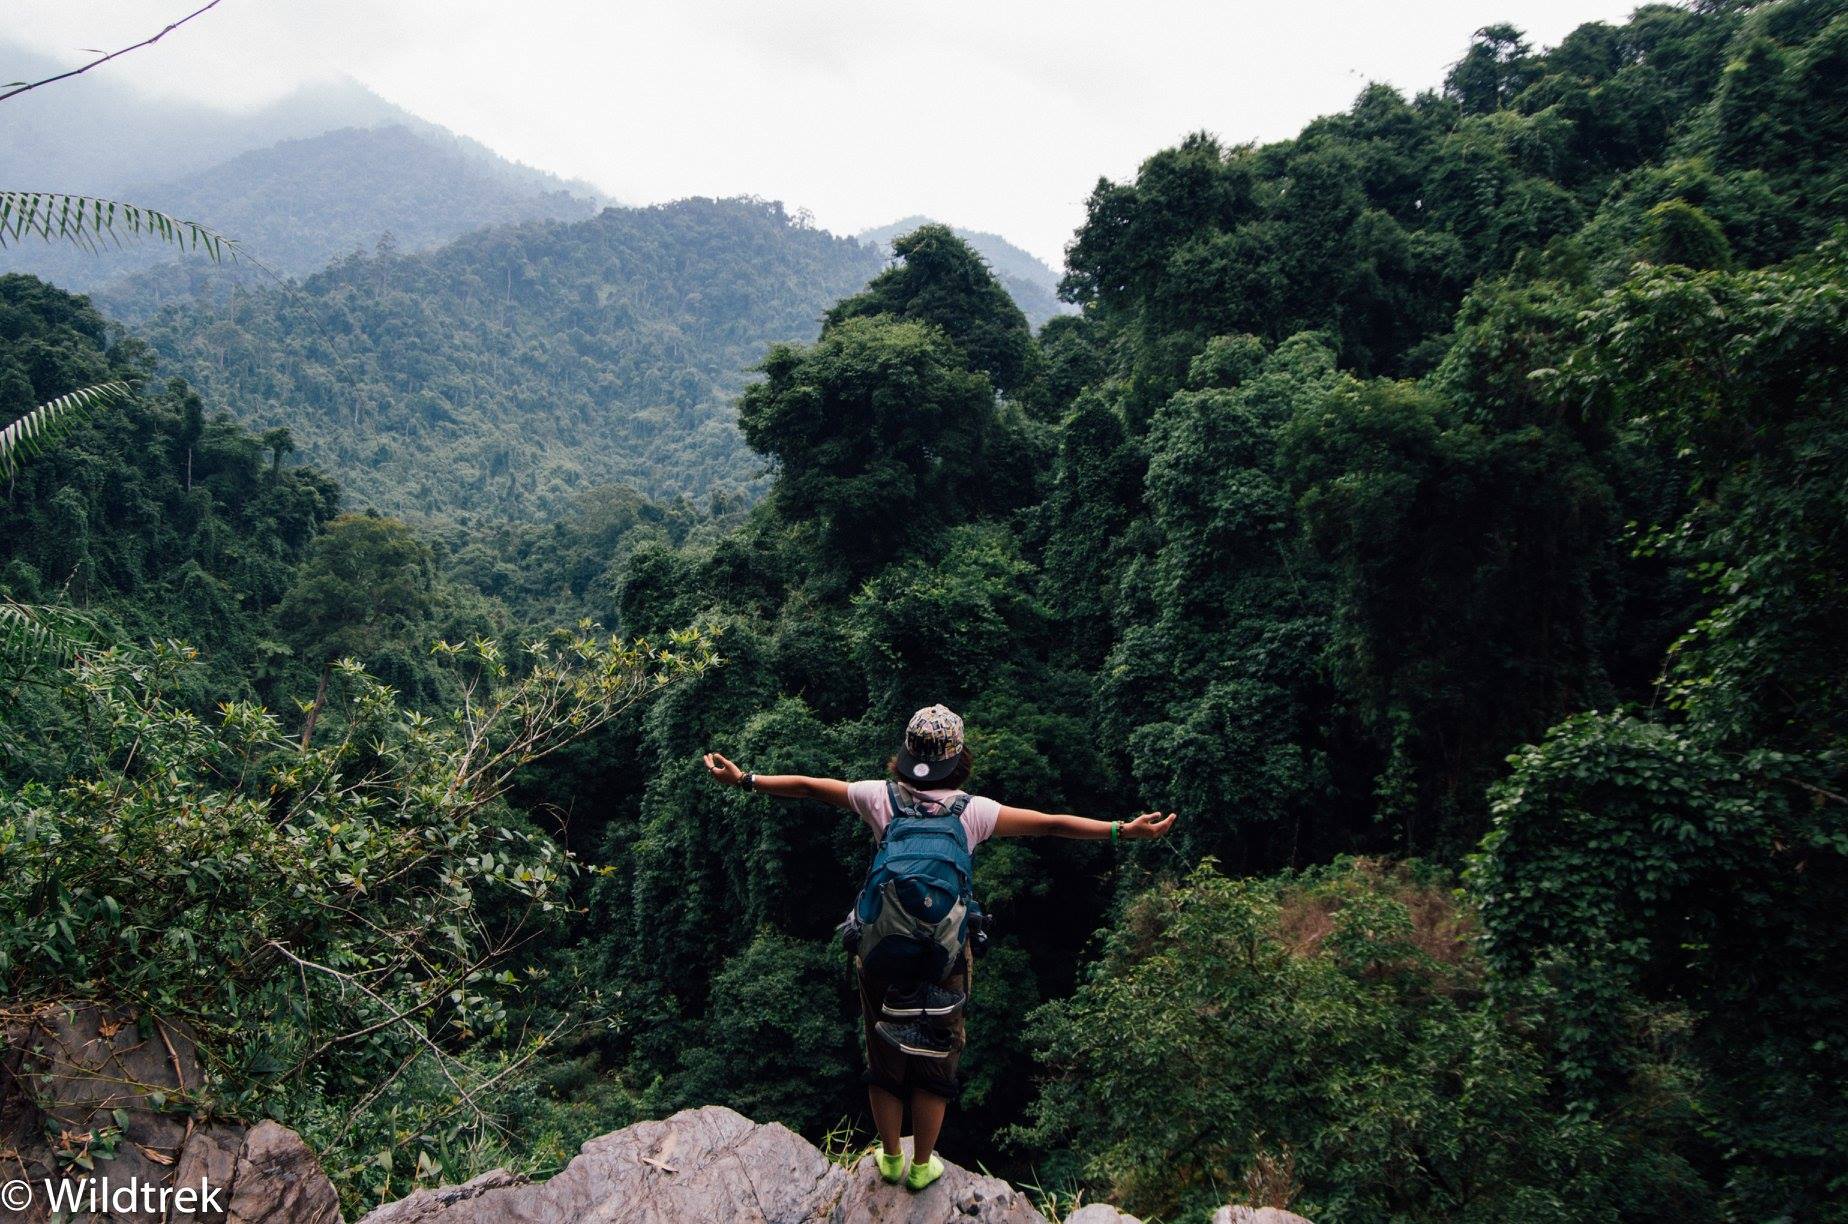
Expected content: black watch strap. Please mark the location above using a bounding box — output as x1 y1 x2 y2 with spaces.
740 771 755 790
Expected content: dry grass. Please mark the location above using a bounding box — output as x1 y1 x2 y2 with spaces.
1275 858 1481 988
1241 1141 1301 1209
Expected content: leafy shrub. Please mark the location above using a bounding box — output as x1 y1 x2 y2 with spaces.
0 624 713 1207
1014 858 1649 1223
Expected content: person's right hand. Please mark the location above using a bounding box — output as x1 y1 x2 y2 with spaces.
1122 811 1179 840
702 752 744 787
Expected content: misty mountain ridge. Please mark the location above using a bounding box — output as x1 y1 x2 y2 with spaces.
1 40 608 296
1 41 599 198
3 124 604 298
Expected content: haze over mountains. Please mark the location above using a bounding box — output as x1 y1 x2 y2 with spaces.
0 42 608 295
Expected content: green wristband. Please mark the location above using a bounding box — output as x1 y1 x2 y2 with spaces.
1111 820 1120 845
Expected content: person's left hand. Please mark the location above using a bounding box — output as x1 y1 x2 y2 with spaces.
1122 811 1179 840
702 751 744 787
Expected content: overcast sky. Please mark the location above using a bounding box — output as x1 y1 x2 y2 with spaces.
10 0 1644 266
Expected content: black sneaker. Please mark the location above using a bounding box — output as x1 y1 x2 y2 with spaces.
875 1019 956 1059
881 983 965 1019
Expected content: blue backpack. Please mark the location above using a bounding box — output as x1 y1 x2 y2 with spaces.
851 783 981 983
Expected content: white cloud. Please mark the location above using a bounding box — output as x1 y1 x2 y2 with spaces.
7 0 1642 265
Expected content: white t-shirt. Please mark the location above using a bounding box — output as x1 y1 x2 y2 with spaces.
847 779 1000 849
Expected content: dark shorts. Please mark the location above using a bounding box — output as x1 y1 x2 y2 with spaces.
855 947 971 1103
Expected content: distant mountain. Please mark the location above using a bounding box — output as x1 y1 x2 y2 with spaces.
857 215 1071 327
3 125 602 295
135 197 884 523
1 44 419 192
0 41 605 294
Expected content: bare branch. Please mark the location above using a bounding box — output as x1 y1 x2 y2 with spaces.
0 0 229 104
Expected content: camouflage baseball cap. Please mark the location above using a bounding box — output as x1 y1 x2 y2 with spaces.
896 703 965 785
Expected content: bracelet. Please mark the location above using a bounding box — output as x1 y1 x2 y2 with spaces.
1110 820 1120 845
740 772 754 790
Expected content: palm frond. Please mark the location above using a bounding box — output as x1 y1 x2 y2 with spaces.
0 600 98 672
0 380 132 479
0 191 257 266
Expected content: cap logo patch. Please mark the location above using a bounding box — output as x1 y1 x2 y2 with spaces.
912 762 930 777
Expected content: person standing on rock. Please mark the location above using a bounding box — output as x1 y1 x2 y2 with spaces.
702 703 1178 1192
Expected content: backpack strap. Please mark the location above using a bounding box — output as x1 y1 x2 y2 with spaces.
887 781 971 823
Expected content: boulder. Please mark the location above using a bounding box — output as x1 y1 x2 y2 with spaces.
1064 1206 1145 1224
358 1106 1043 1224
834 1134 1043 1223
0 1002 340 1224
1213 1208 1316 1224
358 1106 841 1223
2 1006 1303 1224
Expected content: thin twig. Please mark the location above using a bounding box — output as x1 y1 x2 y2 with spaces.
0 1 230 103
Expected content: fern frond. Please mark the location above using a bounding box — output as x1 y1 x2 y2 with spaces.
0 600 97 671
0 380 132 479
0 191 255 266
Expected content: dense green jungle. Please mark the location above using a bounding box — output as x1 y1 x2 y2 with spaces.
2 2 1845 1221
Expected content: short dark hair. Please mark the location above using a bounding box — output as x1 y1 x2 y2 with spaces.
886 747 973 791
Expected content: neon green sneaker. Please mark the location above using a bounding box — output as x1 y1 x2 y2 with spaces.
875 1148 907 1184
904 1152 944 1192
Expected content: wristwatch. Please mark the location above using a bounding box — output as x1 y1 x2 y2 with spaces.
740 771 755 790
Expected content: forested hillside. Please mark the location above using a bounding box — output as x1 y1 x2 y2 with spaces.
538 5 1847 1221
3 3 1845 1223
137 198 885 522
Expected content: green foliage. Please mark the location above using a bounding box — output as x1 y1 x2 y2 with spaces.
670 929 855 1132
828 223 1037 393
0 190 247 264
1466 246 1848 1221
1100 333 1340 861
135 198 884 522
0 626 713 1204
275 512 499 707
1471 713 1846 1221
857 215 1070 328
0 276 340 706
0 600 96 675
0 379 131 478
8 4 1848 1215
1554 246 1848 752
739 315 999 582
1637 199 1734 268
1015 859 1675 1223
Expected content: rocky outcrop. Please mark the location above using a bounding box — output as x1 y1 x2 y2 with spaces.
834 1134 1044 1223
1 1007 1310 1224
358 1106 1043 1224
0 1002 341 1224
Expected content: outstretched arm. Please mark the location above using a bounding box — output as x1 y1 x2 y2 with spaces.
994 806 1178 841
701 751 853 810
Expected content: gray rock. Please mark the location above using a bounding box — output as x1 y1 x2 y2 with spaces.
359 1105 844 1223
1213 1207 1316 1224
0 1002 341 1224
1064 1205 1144 1224
5 1005 1149 1224
358 1106 1049 1224
835 1134 1044 1223
171 1122 244 1223
225 1122 343 1224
